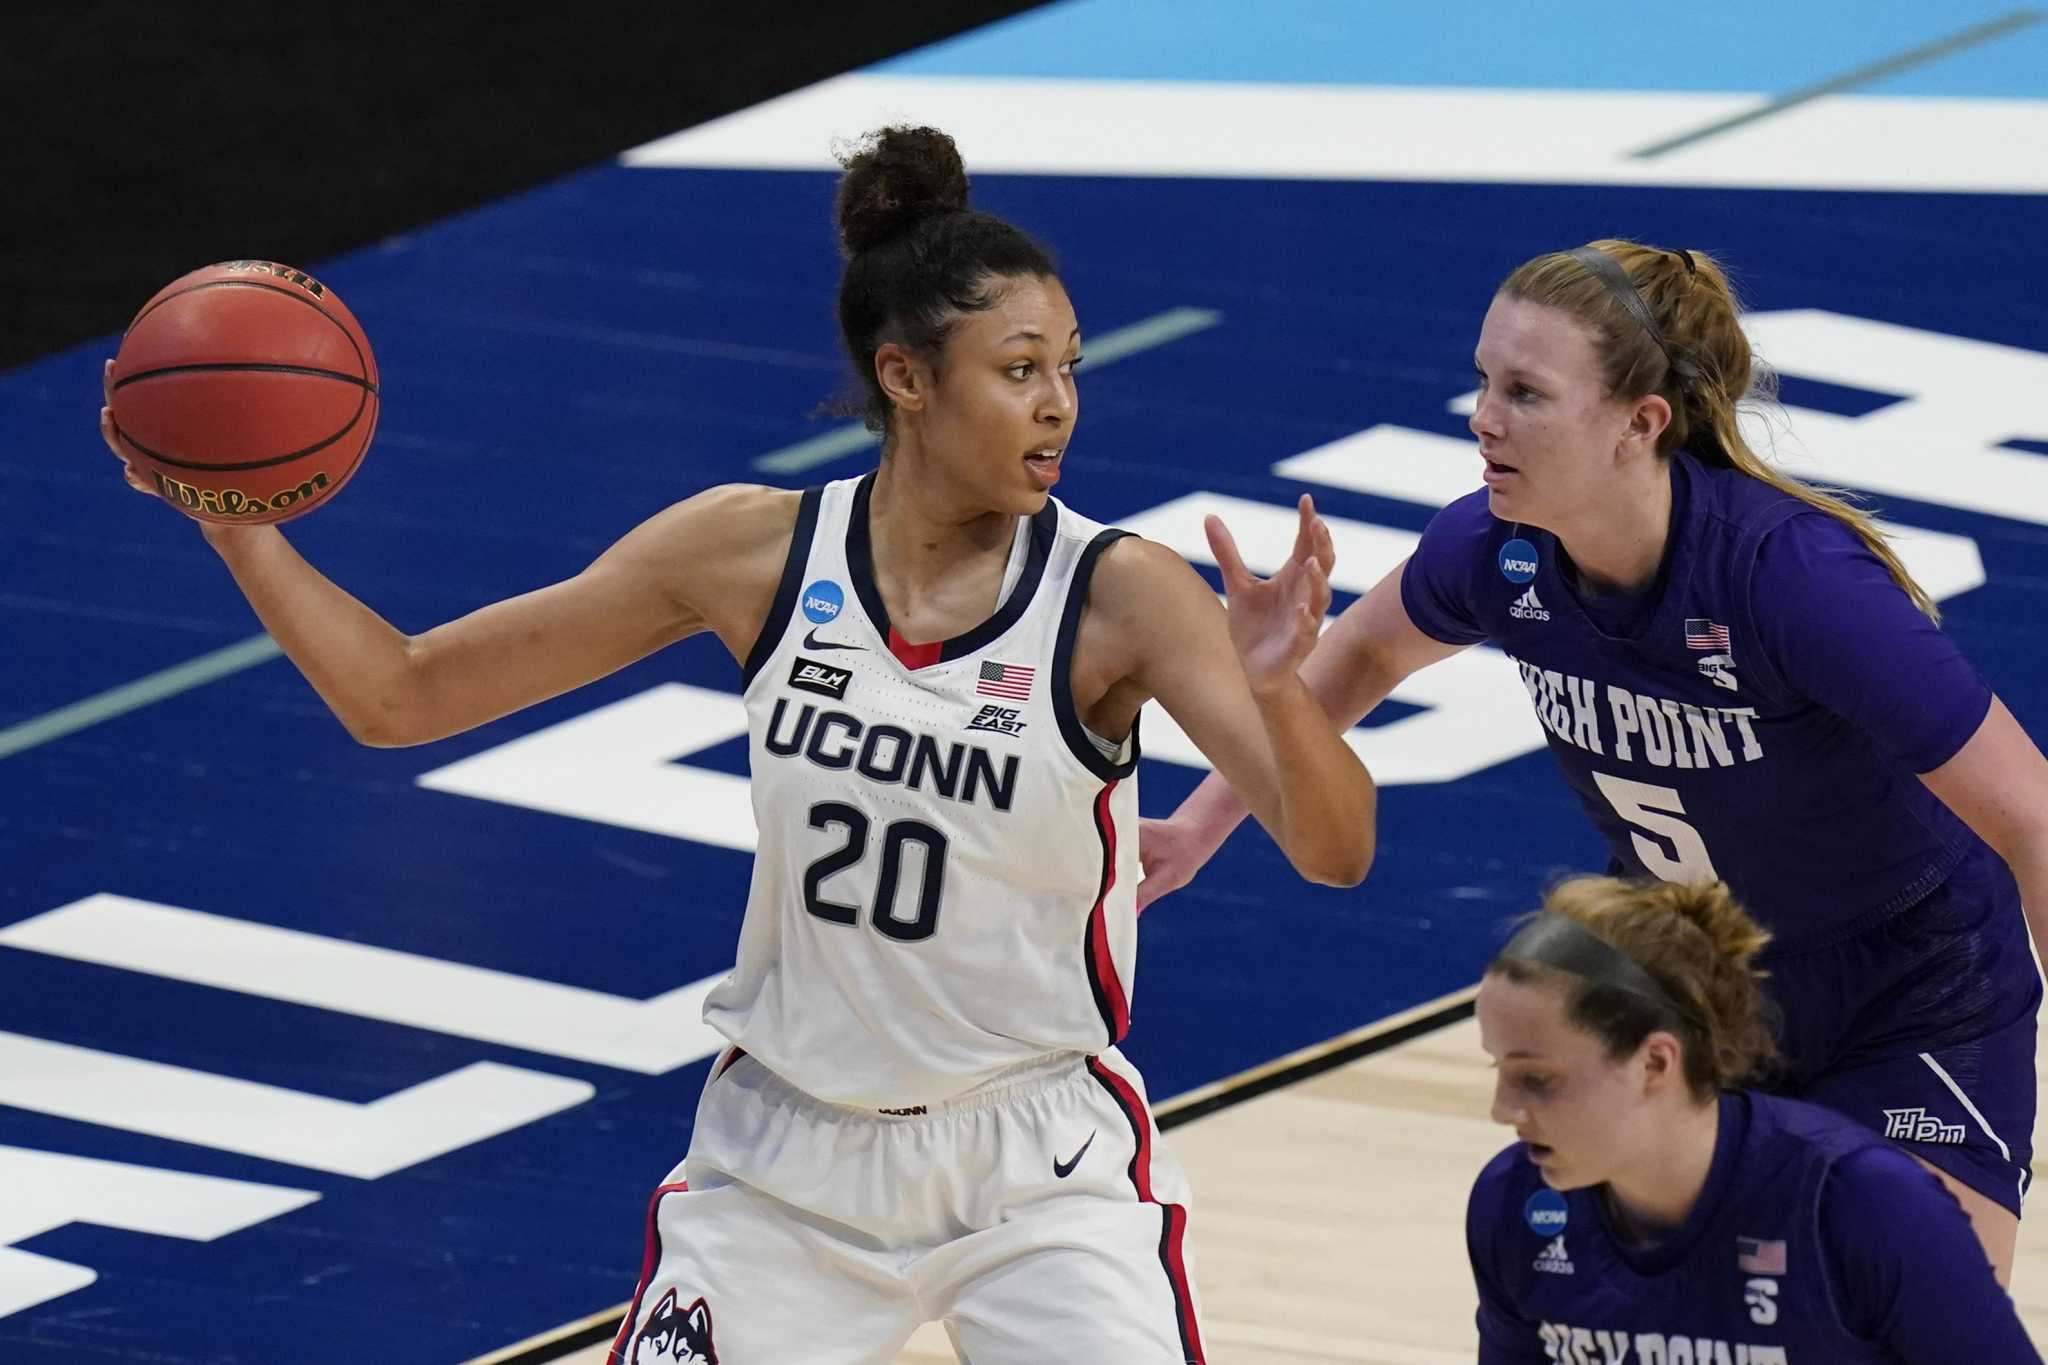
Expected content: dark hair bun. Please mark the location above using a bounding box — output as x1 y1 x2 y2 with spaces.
834 125 971 257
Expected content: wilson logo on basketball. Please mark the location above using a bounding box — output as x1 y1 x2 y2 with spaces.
153 469 331 519
217 259 327 299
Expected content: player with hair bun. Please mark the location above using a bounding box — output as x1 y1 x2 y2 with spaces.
1142 238 2048 1281
100 124 1378 1364
1468 876 2039 1362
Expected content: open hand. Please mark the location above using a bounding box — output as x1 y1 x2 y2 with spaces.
1204 493 1334 698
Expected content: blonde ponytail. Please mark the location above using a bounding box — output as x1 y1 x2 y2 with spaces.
1500 240 1939 622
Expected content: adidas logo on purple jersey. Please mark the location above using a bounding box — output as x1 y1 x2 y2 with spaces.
1532 1234 1573 1275
1509 586 1551 621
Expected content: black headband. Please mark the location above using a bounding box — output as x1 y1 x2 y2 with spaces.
1565 245 1700 386
1496 912 1705 1034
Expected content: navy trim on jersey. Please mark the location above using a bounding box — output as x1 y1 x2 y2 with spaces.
1053 529 1143 781
842 471 1059 667
739 485 824 690
1083 780 1131 1047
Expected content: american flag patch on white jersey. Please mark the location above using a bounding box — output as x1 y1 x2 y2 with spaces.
976 660 1035 700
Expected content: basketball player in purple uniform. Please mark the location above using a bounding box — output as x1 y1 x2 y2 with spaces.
100 126 1376 1363
1469 876 2039 1362
1142 240 2048 1280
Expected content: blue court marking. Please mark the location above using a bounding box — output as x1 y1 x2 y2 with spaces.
0 633 280 760
1869 7 2048 95
1631 10 2046 157
875 0 2048 99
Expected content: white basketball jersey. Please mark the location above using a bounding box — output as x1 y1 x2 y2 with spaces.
703 473 1142 1107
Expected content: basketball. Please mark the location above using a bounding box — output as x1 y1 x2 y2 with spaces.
107 260 379 525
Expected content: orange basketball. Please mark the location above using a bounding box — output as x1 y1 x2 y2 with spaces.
108 260 379 525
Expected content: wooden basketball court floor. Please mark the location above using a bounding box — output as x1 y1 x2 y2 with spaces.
486 986 2048 1365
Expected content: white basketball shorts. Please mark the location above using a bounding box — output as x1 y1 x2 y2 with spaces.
609 1045 1207 1364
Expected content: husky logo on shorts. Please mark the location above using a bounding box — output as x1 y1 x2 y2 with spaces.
631 1288 719 1363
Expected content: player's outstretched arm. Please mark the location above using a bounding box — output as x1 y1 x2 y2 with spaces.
102 397 797 747
240 485 792 747
1136 553 1464 908
1095 496 1375 889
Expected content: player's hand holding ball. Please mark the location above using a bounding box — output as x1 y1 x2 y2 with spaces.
100 260 378 525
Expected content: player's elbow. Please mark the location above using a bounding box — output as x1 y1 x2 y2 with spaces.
1316 845 1375 889
1305 781 1378 887
337 644 433 747
345 720 412 749
339 701 423 748
1293 829 1375 889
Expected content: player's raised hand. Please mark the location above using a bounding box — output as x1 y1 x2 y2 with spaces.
1205 493 1334 697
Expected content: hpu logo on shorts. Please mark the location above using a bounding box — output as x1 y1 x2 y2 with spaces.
1883 1106 1967 1144
789 658 852 701
801 580 845 624
1509 585 1550 622
1533 1233 1574 1275
1523 1188 1568 1236
631 1288 719 1363
1499 538 1539 584
966 704 1027 736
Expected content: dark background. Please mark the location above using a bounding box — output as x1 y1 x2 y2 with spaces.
1 0 1046 371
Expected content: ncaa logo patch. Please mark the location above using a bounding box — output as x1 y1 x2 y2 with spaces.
1499 538 1539 584
802 580 845 624
1524 1188 1568 1236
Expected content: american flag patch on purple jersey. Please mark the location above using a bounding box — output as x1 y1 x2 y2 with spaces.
976 660 1035 700
1684 618 1732 651
1736 1237 1787 1275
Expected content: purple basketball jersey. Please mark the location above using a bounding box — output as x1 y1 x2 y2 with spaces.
1467 1092 2038 1362
1402 453 1992 949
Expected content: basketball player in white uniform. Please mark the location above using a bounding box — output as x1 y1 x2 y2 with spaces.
98 124 1377 1363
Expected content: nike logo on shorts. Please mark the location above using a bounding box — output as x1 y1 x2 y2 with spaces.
803 627 866 652
1054 1130 1097 1179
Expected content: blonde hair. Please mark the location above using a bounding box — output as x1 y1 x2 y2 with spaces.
1500 240 1938 623
1489 876 1777 1099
